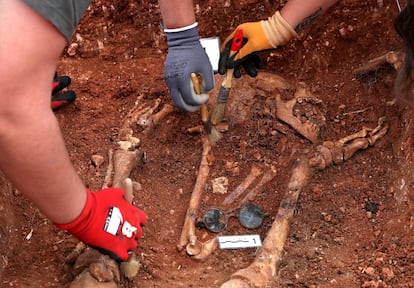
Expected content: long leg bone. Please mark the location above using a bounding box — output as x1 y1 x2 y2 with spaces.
220 120 388 288
177 136 211 256
221 159 311 288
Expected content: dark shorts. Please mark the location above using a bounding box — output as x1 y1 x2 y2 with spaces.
22 0 91 41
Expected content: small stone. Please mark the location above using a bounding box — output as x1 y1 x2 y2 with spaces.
381 267 395 281
67 42 79 57
363 266 376 276
211 177 228 194
133 181 142 191
91 155 105 168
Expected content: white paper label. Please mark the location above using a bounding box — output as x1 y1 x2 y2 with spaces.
200 37 220 72
218 235 262 249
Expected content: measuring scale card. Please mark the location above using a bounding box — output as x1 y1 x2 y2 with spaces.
218 235 262 249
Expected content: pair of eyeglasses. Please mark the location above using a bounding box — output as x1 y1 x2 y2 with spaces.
202 203 266 233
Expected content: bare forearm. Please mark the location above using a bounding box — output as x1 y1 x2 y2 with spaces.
158 0 196 29
0 112 86 224
280 0 339 31
0 1 86 224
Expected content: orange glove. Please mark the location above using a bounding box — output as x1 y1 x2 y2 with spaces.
219 11 297 77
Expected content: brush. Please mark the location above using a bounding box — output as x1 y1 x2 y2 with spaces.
190 72 222 145
209 28 244 130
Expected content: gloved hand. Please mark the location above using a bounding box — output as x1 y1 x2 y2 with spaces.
52 73 72 94
55 188 147 262
164 24 214 112
52 73 77 111
219 11 297 78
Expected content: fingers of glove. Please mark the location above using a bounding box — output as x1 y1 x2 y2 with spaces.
242 59 258 78
51 90 76 111
198 68 215 93
98 238 138 262
232 54 264 78
180 51 214 104
218 50 230 75
251 54 264 70
115 239 138 262
167 68 211 112
52 75 72 95
180 81 209 106
164 45 212 111
232 22 271 61
92 247 124 262
233 65 242 79
218 37 234 75
168 87 201 112
220 25 258 74
134 206 148 227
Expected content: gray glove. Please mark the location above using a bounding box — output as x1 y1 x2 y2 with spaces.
164 25 214 112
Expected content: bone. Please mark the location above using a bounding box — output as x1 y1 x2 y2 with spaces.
352 51 404 75
177 136 211 254
220 120 388 287
67 98 168 287
187 125 205 134
119 98 175 141
142 103 175 134
65 242 87 265
185 165 271 262
275 84 323 144
222 165 263 206
112 150 143 190
191 237 219 262
222 159 311 288
239 168 277 205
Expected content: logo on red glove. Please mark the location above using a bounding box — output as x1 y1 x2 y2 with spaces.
104 206 137 238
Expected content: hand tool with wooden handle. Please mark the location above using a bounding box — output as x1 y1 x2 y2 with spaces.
210 28 244 128
190 73 221 145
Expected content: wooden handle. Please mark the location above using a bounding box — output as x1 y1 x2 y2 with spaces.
190 73 201 95
190 73 208 123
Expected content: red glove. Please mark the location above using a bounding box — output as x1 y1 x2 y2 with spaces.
55 188 147 261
